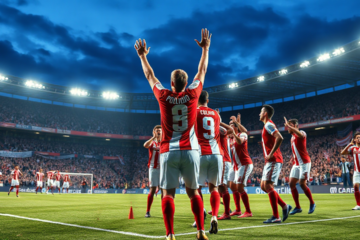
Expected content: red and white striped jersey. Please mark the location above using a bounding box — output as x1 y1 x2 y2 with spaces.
11 170 21 180
47 171 54 180
220 128 232 163
196 106 223 156
55 173 61 181
349 146 360 172
233 132 253 168
64 174 70 182
148 141 161 169
36 172 44 181
291 131 311 165
153 80 202 153
261 120 283 163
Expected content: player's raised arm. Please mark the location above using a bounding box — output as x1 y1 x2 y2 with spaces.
284 117 303 138
144 130 156 148
220 122 235 135
265 131 284 161
134 39 159 89
194 28 212 85
230 115 247 133
341 139 354 155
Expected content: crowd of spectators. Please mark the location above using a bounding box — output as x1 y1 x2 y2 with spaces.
0 86 359 136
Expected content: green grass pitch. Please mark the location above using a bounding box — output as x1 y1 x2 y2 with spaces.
1 192 360 239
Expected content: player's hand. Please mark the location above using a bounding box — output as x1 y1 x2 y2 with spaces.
284 117 290 127
230 116 237 123
134 39 150 57
195 28 212 49
351 138 355 145
237 113 241 123
265 153 273 161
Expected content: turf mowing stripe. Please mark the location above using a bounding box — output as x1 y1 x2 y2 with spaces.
1 213 360 238
0 213 164 239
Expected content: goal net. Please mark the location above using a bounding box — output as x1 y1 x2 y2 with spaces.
59 172 93 194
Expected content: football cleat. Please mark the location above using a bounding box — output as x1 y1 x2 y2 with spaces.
218 213 231 220
263 216 281 224
282 204 292 222
308 203 316 214
196 230 208 240
209 216 218 234
165 233 176 240
352 205 360 210
8 192 10 196
145 212 151 218
203 209 207 220
192 221 197 228
230 210 242 216
238 212 253 218
290 207 302 215
16 195 18 197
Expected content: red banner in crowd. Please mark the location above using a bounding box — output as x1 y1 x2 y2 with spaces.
103 156 120 160
35 152 61 156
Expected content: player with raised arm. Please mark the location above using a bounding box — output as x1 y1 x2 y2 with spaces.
55 170 62 194
62 171 71 193
46 170 56 194
341 132 360 210
195 90 223 234
143 125 162 218
230 114 253 218
35 169 44 194
259 105 292 224
8 166 22 197
284 118 316 215
135 28 211 240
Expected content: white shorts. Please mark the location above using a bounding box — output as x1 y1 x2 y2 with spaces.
149 168 160 187
228 165 236 183
354 172 360 184
11 179 19 187
47 179 51 186
290 163 311 180
37 181 43 188
50 180 56 187
235 164 254 186
221 161 232 185
262 162 282 185
160 150 200 190
55 181 61 188
63 182 70 188
198 154 223 187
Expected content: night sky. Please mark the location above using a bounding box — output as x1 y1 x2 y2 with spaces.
0 0 360 93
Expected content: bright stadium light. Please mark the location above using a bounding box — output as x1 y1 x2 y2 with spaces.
229 83 238 89
25 80 45 89
300 61 310 68
70 88 88 97
333 47 345 56
0 75 8 81
279 69 288 75
317 53 330 62
257 76 265 82
102 91 119 100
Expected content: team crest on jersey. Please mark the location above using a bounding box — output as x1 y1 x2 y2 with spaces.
188 80 200 89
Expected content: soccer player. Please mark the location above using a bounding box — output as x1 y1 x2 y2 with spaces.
35 169 44 194
8 166 22 197
230 115 253 218
46 170 56 194
135 28 211 240
259 105 292 223
55 170 62 194
62 171 71 193
284 118 316 214
341 132 360 210
195 90 223 233
143 125 162 218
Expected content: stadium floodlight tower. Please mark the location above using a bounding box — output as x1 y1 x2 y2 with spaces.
60 172 93 194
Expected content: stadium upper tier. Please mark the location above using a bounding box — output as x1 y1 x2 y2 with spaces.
0 40 360 111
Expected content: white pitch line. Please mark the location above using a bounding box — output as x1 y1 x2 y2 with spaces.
1 213 360 238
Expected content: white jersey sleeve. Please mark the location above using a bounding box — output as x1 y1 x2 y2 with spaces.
264 122 278 135
300 130 307 138
240 132 248 142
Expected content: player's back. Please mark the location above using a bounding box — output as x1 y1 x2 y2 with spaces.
220 128 232 163
153 80 202 153
196 106 223 156
291 131 311 165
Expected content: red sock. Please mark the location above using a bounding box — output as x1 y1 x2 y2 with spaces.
219 191 223 198
58 188 60 192
355 190 360 206
210 191 220 217
36 187 39 193
233 191 241 212
67 189 68 193
147 194 154 212
276 191 287 208
16 186 19 195
304 187 315 205
222 191 231 215
240 191 251 213
268 189 279 218
47 187 49 191
191 195 204 231
198 189 203 202
162 196 175 236
291 187 301 208
9 186 14 192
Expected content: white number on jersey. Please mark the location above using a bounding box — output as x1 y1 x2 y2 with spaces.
172 105 188 132
203 117 215 139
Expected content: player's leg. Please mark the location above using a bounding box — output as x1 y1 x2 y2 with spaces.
8 180 14 195
289 165 302 214
230 180 241 216
352 172 360 210
15 184 19 197
218 161 231 219
299 163 315 213
195 156 208 226
236 164 253 218
146 167 159 217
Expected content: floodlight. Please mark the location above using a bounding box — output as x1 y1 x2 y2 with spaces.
300 61 310 68
70 88 88 96
257 76 265 82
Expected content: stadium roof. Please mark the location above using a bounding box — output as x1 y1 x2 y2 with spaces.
1 39 360 112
